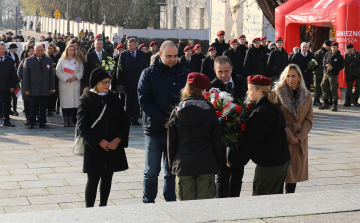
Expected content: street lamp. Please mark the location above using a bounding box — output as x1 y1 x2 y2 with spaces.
102 15 106 32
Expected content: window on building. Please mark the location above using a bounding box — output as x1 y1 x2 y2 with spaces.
186 7 190 29
173 7 177 29
200 8 205 30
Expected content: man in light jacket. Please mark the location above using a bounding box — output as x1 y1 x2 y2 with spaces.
23 44 55 129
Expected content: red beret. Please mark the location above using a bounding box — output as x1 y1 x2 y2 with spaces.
260 36 267 41
187 72 210 90
275 37 283 43
94 34 102 39
252 38 260 43
149 41 158 47
116 44 125 49
239 35 246 39
208 46 216 52
193 44 201 51
247 75 272 86
138 43 147 50
217 30 225 36
331 42 339 47
229 39 238 44
184 45 192 52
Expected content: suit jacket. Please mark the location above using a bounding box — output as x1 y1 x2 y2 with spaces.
117 49 147 88
209 75 247 103
6 52 19 68
22 55 55 96
179 55 196 72
0 55 16 91
83 50 111 88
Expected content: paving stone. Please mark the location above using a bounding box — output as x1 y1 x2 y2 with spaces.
0 188 50 198
8 168 55 175
0 182 21 190
309 164 357 171
19 179 69 188
27 194 83 205
0 197 30 207
310 170 355 178
26 162 71 169
0 174 39 183
37 172 85 180
3 204 61 214
263 211 360 223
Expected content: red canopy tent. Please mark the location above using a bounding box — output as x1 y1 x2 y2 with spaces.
275 0 360 93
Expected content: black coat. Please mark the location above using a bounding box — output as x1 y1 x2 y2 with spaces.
0 55 16 91
200 56 216 82
45 37 53 42
180 56 196 72
191 53 205 73
209 75 249 166
168 97 222 176
244 45 267 77
56 42 66 54
84 50 111 88
288 52 295 62
223 47 243 77
290 51 315 85
6 52 19 68
262 45 271 66
242 96 290 167
117 49 147 88
77 90 130 173
210 38 230 57
267 47 289 77
323 50 345 76
16 35 25 42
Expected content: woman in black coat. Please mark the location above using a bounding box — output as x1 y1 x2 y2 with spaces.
242 75 290 196
200 46 217 82
77 67 130 207
168 73 222 201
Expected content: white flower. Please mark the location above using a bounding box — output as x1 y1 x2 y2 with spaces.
311 58 318 65
219 91 234 104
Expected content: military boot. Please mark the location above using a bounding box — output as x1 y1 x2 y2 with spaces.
344 97 351 107
313 97 322 106
318 100 329 110
329 94 333 105
331 101 338 112
354 98 360 106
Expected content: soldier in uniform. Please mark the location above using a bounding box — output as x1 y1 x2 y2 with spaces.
318 42 345 111
344 44 360 106
105 36 114 55
210 30 230 57
146 41 158 67
313 40 332 106
87 36 95 50
80 37 90 52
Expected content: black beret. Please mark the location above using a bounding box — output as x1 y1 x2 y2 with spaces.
346 44 354 49
324 40 332 46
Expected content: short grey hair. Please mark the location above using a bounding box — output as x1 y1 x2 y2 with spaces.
159 40 177 53
0 42 6 47
300 42 309 48
127 38 137 45
214 56 232 67
34 44 44 50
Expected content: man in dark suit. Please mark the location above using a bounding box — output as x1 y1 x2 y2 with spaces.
179 46 197 72
0 43 16 127
210 56 248 198
45 32 53 42
117 39 147 125
23 44 55 129
83 38 111 90
6 43 20 116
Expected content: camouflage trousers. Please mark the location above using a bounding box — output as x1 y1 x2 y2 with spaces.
313 73 323 100
321 74 339 102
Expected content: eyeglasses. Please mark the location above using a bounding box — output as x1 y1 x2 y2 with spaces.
101 80 111 86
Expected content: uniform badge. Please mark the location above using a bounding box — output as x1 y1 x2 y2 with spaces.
47 64 50 69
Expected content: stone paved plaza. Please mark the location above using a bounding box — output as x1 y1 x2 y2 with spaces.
0 100 358 214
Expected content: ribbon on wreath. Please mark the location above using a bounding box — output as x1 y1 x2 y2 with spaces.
219 102 236 122
226 147 231 167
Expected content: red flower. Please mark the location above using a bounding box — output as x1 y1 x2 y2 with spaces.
216 111 222 118
224 116 228 123
235 106 242 113
247 104 252 110
204 93 211 99
241 123 246 131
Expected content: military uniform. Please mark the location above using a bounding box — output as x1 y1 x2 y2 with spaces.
106 42 114 55
80 41 90 52
313 47 328 104
344 50 360 106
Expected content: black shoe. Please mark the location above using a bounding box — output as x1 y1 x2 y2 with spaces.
354 102 360 106
48 112 54 116
9 111 15 116
313 102 322 106
39 124 49 129
3 122 15 127
132 121 141 126
28 125 34 130
13 111 19 116
56 110 60 114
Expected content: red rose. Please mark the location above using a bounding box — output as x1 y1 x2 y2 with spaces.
204 93 211 99
216 111 222 118
235 106 242 113
241 123 246 131
247 104 252 110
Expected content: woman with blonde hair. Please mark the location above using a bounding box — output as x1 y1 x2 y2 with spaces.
243 75 290 196
56 44 83 127
275 64 313 194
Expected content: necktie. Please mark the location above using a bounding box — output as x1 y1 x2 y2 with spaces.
226 82 233 90
132 52 135 60
98 53 102 63
188 60 191 69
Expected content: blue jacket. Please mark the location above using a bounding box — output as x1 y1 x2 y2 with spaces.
138 55 189 137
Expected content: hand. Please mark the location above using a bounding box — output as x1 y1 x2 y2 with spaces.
10 88 14 93
108 138 121 150
288 136 299 145
326 64 333 71
67 78 73 82
164 121 169 129
49 90 54 94
99 139 111 151
25 91 30 95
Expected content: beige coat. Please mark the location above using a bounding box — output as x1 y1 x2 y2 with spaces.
277 85 313 183
56 58 83 109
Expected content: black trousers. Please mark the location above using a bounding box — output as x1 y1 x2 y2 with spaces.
0 90 11 122
278 182 297 194
124 87 140 122
216 164 245 198
29 96 48 125
47 93 57 112
11 92 17 112
24 100 30 119
85 171 114 207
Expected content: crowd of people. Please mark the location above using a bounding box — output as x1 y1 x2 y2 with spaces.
0 28 358 207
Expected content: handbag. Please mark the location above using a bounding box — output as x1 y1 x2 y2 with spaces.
73 104 107 155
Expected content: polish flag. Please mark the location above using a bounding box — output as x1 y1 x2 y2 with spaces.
64 64 75 75
15 87 21 98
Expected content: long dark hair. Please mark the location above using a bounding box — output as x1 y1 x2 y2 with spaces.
24 46 34 59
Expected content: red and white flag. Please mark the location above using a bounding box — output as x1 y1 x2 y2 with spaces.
64 64 75 75
15 87 21 98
